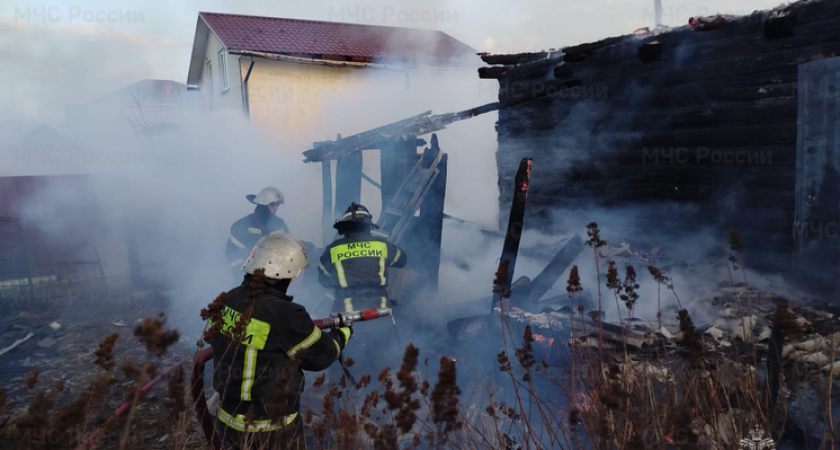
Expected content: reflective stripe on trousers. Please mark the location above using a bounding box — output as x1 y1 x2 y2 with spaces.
217 406 298 432
343 296 387 312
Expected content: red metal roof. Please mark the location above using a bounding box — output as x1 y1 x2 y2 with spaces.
199 12 476 66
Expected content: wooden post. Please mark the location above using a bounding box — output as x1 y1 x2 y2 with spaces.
314 135 340 247
494 157 532 308
389 135 447 300
418 147 447 295
380 137 417 213
334 151 363 218
321 160 333 247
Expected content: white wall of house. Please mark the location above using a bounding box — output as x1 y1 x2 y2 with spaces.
198 33 243 113
241 59 488 151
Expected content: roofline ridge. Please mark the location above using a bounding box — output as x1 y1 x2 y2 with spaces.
197 11 453 34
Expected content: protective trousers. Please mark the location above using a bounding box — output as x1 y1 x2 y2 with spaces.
216 415 304 450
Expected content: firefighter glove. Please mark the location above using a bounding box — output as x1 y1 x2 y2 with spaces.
337 326 352 348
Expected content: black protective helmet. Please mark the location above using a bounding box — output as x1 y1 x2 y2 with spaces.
333 202 379 233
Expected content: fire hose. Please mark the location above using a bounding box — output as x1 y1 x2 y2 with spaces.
191 308 392 450
74 355 191 450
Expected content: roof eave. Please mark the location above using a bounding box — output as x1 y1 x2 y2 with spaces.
227 49 478 71
186 15 212 87
227 50 409 70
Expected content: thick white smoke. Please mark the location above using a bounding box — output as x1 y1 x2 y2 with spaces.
5 58 505 347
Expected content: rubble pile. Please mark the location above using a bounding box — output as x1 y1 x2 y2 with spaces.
502 286 840 370
496 284 840 445
680 288 840 373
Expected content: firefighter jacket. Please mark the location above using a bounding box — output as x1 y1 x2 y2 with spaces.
209 276 348 431
225 206 289 270
318 230 407 311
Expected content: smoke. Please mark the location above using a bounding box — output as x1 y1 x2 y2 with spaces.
527 203 808 327
10 108 322 333
0 15 506 417
4 49 504 357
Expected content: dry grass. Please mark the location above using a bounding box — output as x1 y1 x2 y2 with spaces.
0 226 836 449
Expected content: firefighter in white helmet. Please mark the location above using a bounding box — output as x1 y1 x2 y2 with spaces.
225 187 289 280
209 231 351 450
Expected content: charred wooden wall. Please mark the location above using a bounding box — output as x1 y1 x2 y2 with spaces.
489 0 840 272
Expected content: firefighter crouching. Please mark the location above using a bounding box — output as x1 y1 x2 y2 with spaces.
318 202 406 371
209 231 352 450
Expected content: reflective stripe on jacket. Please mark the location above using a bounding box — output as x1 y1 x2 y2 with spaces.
209 276 344 422
225 207 289 269
317 231 406 291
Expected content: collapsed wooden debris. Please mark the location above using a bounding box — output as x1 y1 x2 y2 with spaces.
596 242 661 268
450 281 840 380
500 306 660 350
688 14 729 31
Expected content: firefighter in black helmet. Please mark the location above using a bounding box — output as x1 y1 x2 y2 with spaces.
318 202 407 313
318 203 406 372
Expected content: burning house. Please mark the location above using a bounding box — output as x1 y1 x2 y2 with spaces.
479 0 840 293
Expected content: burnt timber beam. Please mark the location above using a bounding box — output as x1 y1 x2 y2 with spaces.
333 151 363 219
377 135 445 245
314 138 337 246
493 157 532 309
303 79 585 164
514 234 586 307
562 35 628 60
303 111 432 162
478 66 508 79
416 138 447 295
303 103 502 163
480 51 550 65
361 171 381 189
380 138 419 215
321 160 333 246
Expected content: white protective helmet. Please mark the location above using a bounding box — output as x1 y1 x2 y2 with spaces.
242 232 308 280
246 186 284 206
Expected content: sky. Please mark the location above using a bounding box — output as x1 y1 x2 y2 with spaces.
0 0 789 144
